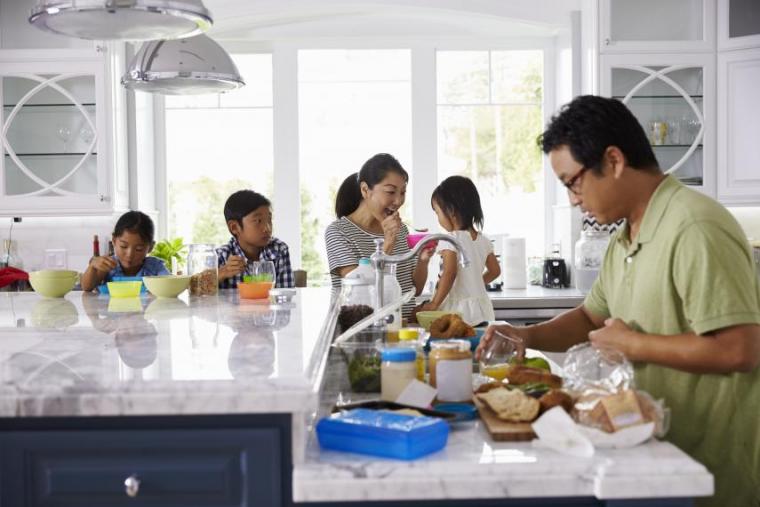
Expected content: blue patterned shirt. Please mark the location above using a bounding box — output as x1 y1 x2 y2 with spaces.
103 256 169 282
216 236 294 289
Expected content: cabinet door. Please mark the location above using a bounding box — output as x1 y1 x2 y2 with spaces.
0 53 111 215
717 48 760 204
718 0 760 50
600 0 716 53
601 54 715 196
0 427 281 507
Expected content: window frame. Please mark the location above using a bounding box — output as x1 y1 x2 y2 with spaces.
155 38 557 276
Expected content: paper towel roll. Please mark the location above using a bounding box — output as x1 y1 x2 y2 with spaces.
503 237 527 289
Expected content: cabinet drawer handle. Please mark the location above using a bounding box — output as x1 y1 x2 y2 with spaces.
124 474 140 497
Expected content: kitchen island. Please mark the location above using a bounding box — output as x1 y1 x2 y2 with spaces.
0 289 713 506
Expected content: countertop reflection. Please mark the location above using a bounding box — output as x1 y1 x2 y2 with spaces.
0 289 335 417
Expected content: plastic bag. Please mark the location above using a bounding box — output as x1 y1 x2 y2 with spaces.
562 343 669 438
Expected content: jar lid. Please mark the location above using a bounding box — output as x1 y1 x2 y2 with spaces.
381 348 416 362
429 339 470 352
398 328 420 341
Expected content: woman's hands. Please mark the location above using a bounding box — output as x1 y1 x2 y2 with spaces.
381 211 402 253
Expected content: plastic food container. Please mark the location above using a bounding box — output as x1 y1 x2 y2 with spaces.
335 330 384 393
316 408 449 460
107 281 143 298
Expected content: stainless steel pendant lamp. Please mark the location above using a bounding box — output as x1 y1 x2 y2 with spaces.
29 0 212 41
121 34 245 95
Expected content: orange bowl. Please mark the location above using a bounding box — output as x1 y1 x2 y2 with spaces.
238 281 274 299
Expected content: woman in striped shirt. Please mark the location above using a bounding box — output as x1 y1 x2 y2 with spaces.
324 153 432 319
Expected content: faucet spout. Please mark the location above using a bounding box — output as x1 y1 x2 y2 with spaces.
369 234 470 312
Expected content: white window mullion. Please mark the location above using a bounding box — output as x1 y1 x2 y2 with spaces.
272 44 301 265
411 45 438 232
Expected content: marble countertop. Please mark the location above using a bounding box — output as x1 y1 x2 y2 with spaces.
293 349 714 503
487 286 585 309
0 289 337 418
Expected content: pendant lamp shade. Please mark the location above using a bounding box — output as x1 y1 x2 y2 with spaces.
122 35 245 95
29 0 212 41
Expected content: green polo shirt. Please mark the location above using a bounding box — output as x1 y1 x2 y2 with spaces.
584 175 760 507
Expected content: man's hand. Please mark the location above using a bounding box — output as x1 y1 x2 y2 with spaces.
476 323 527 361
90 255 117 274
219 255 246 280
588 318 638 358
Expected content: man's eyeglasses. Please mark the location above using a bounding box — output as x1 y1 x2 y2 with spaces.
562 166 590 195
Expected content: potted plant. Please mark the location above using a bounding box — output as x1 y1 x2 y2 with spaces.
152 238 187 274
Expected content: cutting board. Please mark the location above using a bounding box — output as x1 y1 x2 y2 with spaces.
473 397 536 441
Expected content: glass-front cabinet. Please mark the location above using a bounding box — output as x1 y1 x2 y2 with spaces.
601 53 715 194
0 49 127 216
600 0 716 52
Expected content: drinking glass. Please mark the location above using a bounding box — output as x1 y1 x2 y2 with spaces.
56 125 71 153
253 260 276 284
478 330 522 381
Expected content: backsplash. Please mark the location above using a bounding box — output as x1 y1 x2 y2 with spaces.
0 216 115 273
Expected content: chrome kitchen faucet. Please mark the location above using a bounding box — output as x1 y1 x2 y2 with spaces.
369 234 470 312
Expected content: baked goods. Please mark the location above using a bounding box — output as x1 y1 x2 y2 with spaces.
576 389 651 433
538 389 574 414
429 314 476 339
475 381 505 394
476 387 540 422
505 364 563 389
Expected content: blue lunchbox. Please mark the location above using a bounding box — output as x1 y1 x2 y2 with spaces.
316 408 449 460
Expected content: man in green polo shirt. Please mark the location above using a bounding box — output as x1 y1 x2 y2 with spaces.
480 95 760 507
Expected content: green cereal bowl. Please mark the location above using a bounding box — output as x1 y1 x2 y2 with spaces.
415 310 462 331
143 275 190 298
29 270 78 298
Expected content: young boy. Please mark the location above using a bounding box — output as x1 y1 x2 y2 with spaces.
216 190 294 289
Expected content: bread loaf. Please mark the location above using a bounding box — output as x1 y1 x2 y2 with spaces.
505 365 563 389
476 387 540 422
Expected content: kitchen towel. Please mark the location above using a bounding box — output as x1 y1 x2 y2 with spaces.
503 237 527 289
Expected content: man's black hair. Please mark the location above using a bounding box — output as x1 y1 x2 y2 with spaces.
539 95 658 173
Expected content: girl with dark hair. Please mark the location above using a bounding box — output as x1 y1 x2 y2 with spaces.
81 210 169 291
325 154 430 319
420 175 500 325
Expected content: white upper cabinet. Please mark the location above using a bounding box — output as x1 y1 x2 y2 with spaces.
719 0 760 49
601 53 715 196
600 0 716 52
717 48 760 203
0 47 128 216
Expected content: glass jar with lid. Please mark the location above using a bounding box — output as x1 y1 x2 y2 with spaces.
337 277 375 332
380 347 417 401
574 230 611 293
398 327 425 381
429 339 472 402
187 244 218 296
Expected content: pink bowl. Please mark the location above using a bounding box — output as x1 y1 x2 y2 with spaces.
407 233 437 250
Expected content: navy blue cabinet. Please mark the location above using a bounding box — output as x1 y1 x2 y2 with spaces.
0 415 291 507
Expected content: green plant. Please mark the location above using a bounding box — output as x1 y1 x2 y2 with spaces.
152 238 187 273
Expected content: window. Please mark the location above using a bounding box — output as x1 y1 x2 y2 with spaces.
298 49 412 285
165 54 274 248
436 50 544 256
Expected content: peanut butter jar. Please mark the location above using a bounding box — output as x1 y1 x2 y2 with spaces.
429 339 472 402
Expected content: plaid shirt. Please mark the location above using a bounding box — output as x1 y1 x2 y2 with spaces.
216 236 294 289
